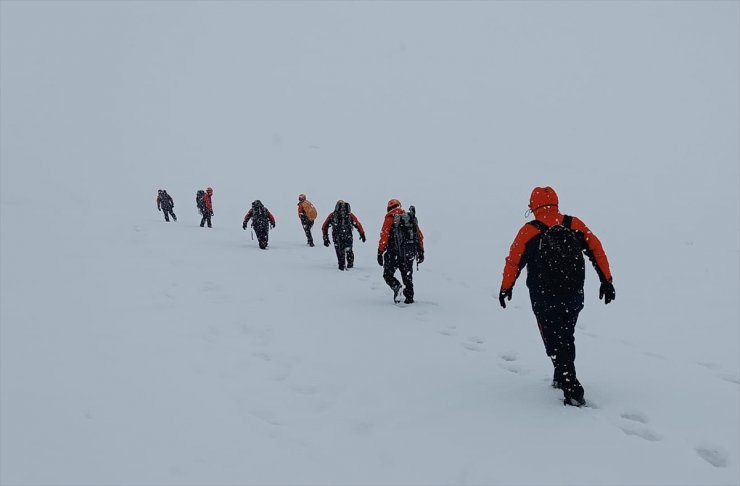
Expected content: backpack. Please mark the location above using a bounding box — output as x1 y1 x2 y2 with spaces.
160 191 173 208
392 206 420 260
527 215 585 293
302 200 318 222
196 190 206 211
332 201 353 236
251 200 269 228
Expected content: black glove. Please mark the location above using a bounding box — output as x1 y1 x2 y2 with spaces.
323 239 330 247
243 225 246 230
599 281 615 305
270 223 275 229
417 249 424 264
499 288 512 309
158 207 161 211
360 233 366 243
377 251 384 267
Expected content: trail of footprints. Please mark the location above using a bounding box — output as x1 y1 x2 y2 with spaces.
435 323 729 469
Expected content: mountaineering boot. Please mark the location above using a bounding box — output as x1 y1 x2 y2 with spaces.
403 288 414 304
392 284 402 303
563 395 587 407
562 377 585 407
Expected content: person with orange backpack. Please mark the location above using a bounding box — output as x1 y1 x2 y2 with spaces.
297 193 318 246
377 199 424 304
199 187 214 228
322 200 366 270
499 186 615 407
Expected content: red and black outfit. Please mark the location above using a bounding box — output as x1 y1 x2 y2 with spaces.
500 186 615 406
322 201 365 270
156 190 177 222
377 201 424 304
243 200 276 249
200 189 213 228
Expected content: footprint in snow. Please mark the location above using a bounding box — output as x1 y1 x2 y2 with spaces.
697 361 740 385
618 420 662 442
437 324 457 336
498 353 526 375
719 374 740 385
695 447 728 468
463 336 485 352
620 411 649 424
247 408 281 426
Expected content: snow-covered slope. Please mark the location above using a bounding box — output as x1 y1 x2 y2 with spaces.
1 2 738 485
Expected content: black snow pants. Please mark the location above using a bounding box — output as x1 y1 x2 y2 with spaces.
383 251 415 301
300 215 314 246
161 205 177 222
254 222 270 249
333 235 354 270
200 210 212 228
530 290 585 400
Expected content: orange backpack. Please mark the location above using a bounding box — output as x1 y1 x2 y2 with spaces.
302 200 318 221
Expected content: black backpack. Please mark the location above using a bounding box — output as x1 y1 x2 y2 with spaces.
251 200 269 228
196 190 206 211
392 206 420 260
160 191 173 208
527 215 585 293
332 201 353 236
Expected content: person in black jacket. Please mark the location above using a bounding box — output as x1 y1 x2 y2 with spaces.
156 189 177 222
243 200 276 249
322 200 366 270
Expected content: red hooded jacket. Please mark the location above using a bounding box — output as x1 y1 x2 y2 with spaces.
500 187 612 291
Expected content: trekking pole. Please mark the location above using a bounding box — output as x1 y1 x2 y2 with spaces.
251 229 254 240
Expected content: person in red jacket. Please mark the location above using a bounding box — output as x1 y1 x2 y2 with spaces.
377 199 424 304
499 186 615 407
321 200 366 270
200 187 214 228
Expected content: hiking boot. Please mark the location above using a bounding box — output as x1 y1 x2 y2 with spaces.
563 395 587 407
308 241 314 247
404 297 414 304
392 284 402 303
200 223 204 227
347 263 353 269
563 379 585 407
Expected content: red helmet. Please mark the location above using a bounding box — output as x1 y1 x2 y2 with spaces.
387 198 401 211
206 187 213 194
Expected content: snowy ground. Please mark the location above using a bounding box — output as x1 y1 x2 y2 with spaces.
1 2 738 485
